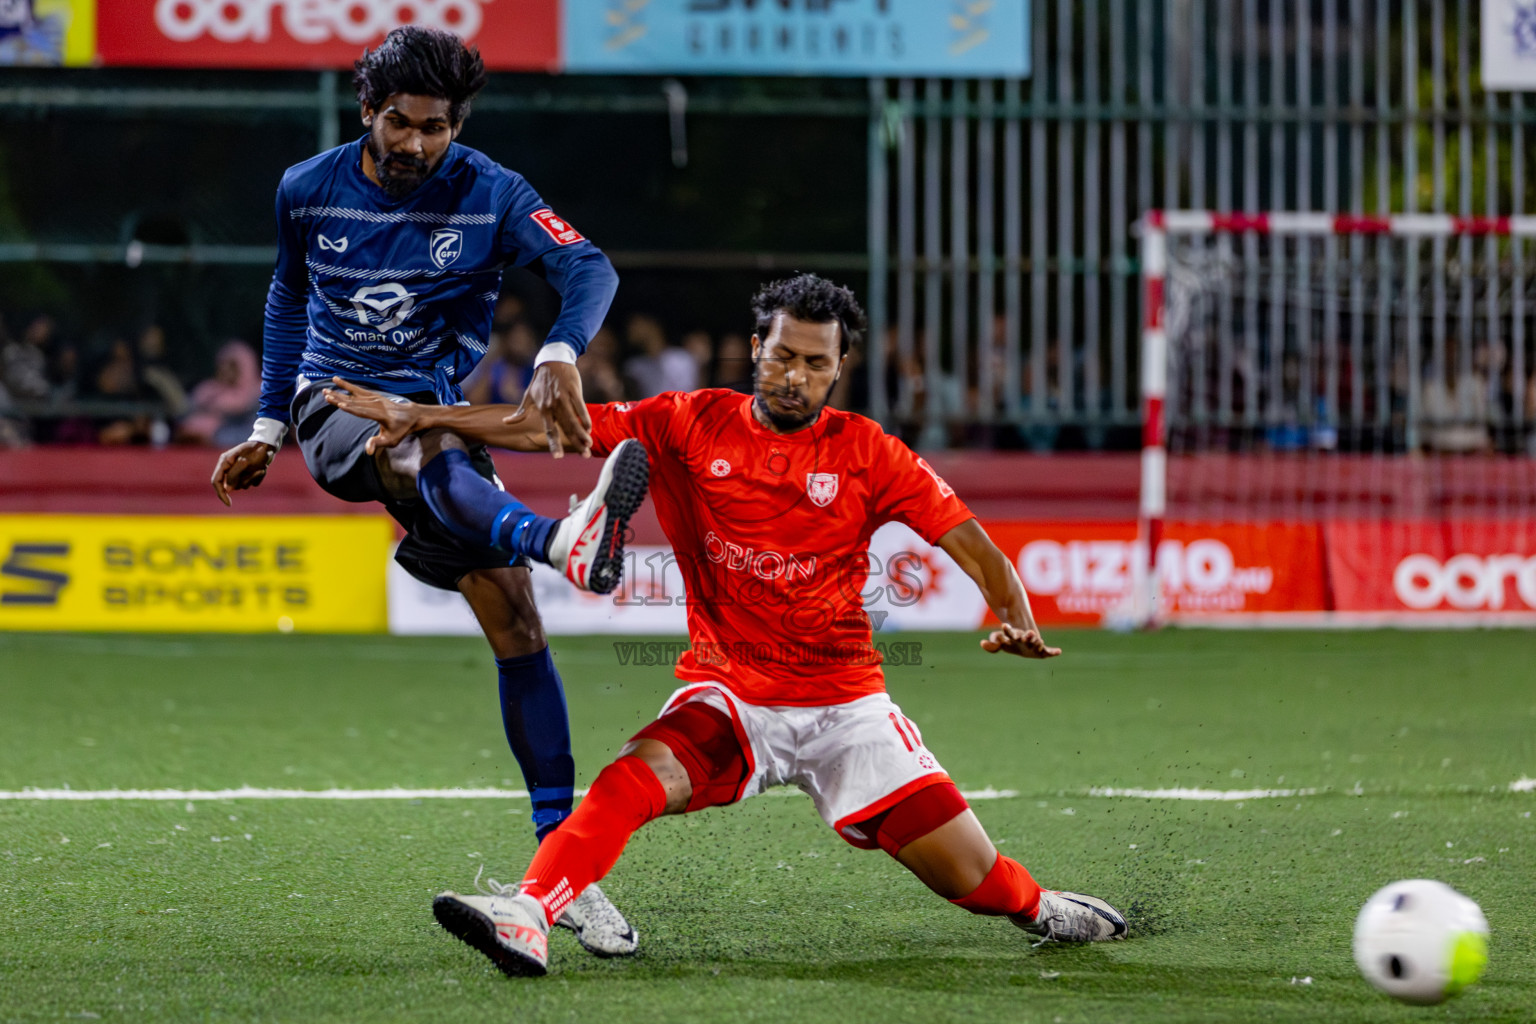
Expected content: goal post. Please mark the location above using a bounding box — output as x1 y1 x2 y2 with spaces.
1132 210 1536 628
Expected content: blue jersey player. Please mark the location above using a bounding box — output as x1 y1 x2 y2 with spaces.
209 27 644 957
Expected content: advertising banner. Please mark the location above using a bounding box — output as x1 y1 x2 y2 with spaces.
562 0 1030 78
96 0 559 70
1328 519 1536 615
386 519 1328 637
1482 0 1536 89
0 514 392 632
985 521 1328 626
0 0 94 66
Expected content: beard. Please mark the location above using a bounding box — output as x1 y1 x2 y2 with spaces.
753 376 825 432
367 134 432 198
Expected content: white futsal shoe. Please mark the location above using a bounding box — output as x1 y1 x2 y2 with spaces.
545 439 650 594
1014 889 1129 943
432 879 550 977
554 882 639 957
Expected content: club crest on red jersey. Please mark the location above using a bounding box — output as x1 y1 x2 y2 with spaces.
806 472 839 507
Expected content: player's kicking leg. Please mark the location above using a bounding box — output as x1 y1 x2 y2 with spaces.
407 435 649 595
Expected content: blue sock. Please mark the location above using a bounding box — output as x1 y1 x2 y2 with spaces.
416 449 557 561
495 648 576 842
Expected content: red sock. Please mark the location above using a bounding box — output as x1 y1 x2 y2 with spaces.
519 755 668 925
949 854 1042 919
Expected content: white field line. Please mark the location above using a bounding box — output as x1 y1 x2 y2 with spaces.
3 782 1530 802
0 785 1020 802
1088 786 1319 801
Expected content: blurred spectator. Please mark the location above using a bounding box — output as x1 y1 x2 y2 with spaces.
177 341 261 447
465 318 539 406
49 340 79 400
580 326 626 403
1420 341 1492 453
93 336 145 445
714 332 753 392
1020 340 1063 452
2 315 54 402
623 313 697 397
493 294 526 333
94 336 139 401
841 324 921 417
44 341 93 444
1264 352 1310 451
137 325 189 419
681 330 713 387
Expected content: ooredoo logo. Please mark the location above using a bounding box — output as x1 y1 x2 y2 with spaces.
1391 553 1536 610
153 0 489 45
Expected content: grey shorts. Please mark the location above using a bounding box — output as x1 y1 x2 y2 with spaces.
289 384 529 591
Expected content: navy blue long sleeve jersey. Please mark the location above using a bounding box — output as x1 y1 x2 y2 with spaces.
259 137 618 423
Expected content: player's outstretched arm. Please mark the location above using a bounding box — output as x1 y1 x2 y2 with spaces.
522 361 593 459
323 378 558 454
211 441 275 507
936 518 1061 660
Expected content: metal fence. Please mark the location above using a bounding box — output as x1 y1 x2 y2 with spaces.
2 1 1530 449
864 0 1536 448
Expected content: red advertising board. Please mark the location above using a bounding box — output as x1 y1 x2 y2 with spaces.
98 0 560 70
1327 520 1536 613
981 521 1328 626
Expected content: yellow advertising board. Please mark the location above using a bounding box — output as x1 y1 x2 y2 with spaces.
1 0 96 67
0 515 393 633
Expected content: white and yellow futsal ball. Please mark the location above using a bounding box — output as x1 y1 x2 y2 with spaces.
1352 879 1488 1005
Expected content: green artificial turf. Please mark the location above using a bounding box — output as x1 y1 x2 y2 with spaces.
1 630 1532 1023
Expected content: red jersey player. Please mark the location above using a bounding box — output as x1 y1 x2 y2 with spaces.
325 274 1127 976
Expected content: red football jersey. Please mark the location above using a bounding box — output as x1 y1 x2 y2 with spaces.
589 389 974 705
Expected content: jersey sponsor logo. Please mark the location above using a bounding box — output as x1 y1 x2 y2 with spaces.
1 542 70 606
317 233 349 253
703 531 817 583
530 208 585 245
429 228 462 269
348 282 418 331
710 458 731 477
806 472 839 507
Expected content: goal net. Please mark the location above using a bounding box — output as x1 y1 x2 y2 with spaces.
1132 211 1536 626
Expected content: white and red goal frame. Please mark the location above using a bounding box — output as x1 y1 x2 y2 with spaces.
1134 210 1536 626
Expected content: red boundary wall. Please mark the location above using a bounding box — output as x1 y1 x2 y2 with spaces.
0 449 1143 543
6 449 1533 621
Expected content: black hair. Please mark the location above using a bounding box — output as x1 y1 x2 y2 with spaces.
750 273 867 357
353 27 488 125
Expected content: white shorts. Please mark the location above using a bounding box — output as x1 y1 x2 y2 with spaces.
655 683 951 844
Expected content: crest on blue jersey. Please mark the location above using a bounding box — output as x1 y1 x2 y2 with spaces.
429 228 463 269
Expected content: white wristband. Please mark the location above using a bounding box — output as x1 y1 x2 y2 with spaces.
248 416 289 452
533 342 578 367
